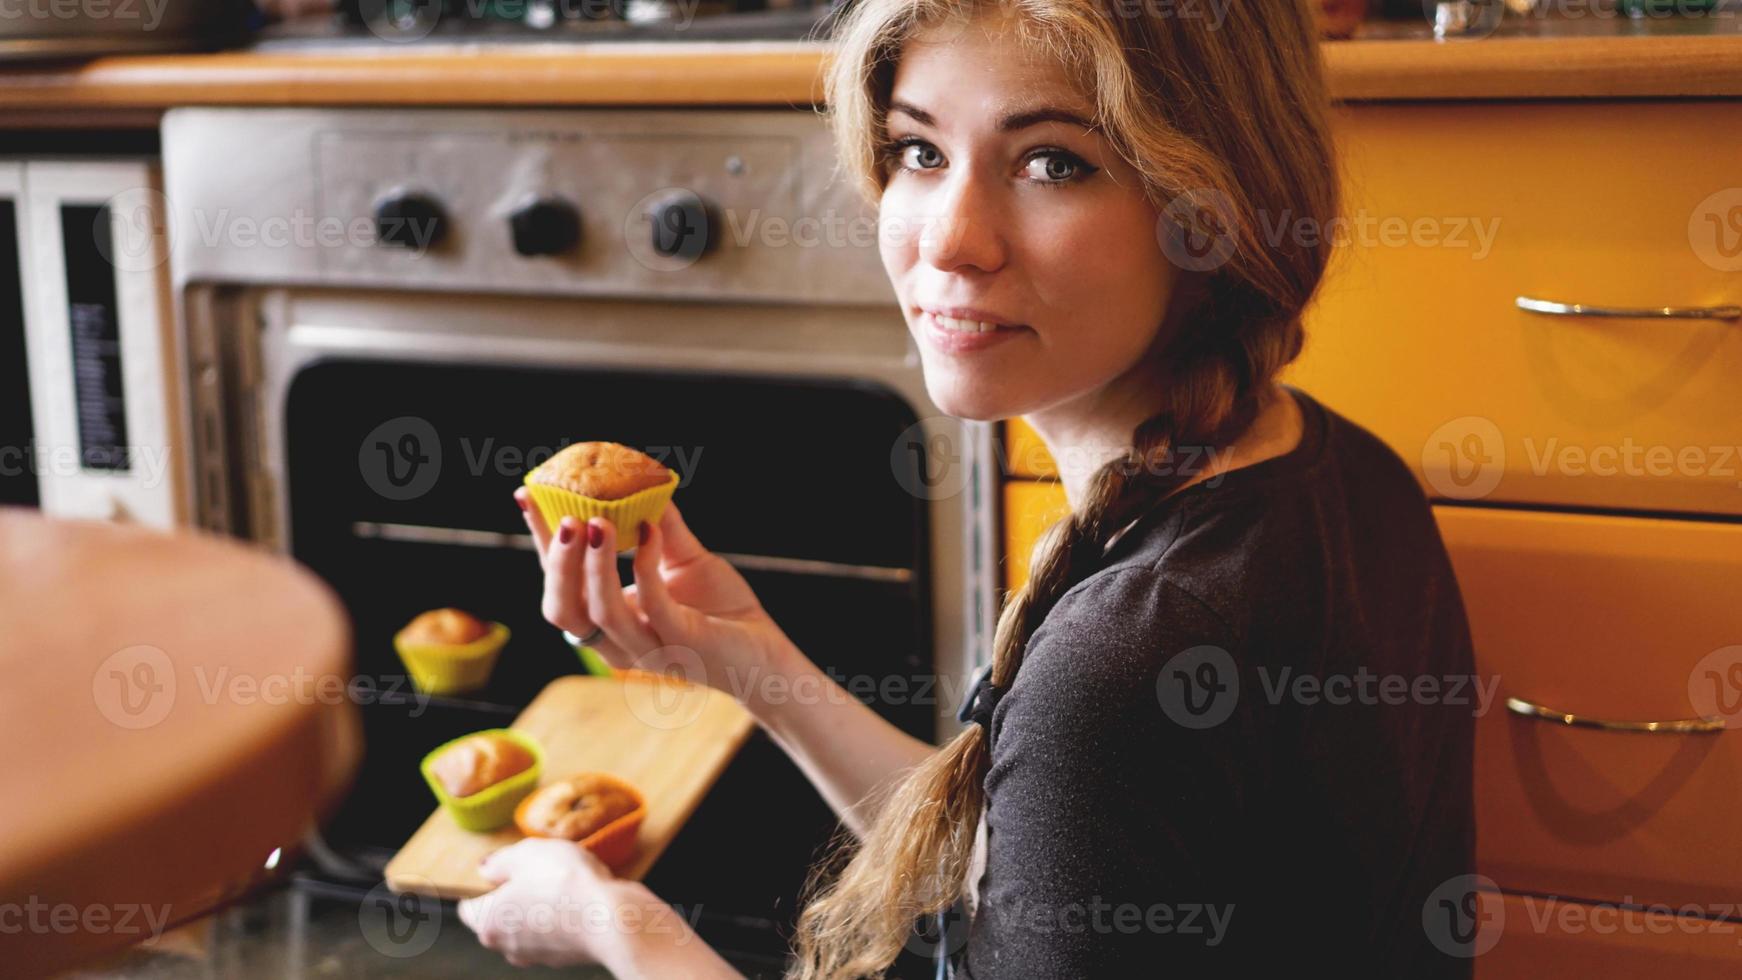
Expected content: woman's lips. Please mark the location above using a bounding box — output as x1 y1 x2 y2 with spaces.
919 310 1028 354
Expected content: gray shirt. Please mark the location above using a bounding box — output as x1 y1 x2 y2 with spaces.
952 384 1478 978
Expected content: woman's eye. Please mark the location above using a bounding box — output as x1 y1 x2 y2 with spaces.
893 140 944 172
1022 150 1095 185
882 138 1096 186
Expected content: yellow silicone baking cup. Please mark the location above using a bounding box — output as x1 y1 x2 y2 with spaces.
394 621 511 696
419 728 544 832
522 468 680 555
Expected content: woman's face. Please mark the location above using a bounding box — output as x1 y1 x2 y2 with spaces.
878 12 1183 424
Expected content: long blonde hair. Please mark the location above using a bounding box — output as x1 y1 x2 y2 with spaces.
793 1 1341 976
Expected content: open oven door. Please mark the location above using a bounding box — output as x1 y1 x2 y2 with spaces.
186 283 994 976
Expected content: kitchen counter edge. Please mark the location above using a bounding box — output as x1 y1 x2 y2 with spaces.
2 33 1741 120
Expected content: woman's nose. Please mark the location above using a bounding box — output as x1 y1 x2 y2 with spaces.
918 173 1007 273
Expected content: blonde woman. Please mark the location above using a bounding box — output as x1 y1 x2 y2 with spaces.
459 0 1477 976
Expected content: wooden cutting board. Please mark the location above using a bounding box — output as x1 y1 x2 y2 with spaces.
385 674 755 900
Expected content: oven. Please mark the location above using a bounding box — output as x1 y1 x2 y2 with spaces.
162 106 997 972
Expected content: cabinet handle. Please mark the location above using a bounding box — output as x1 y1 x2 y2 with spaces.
1505 696 1726 734
1515 296 1742 321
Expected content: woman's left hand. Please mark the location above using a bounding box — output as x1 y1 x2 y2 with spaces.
457 837 642 969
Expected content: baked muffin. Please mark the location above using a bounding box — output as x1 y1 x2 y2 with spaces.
530 442 673 500
428 732 536 799
516 774 638 839
522 442 681 555
513 772 646 868
399 607 492 646
419 728 544 832
394 608 510 695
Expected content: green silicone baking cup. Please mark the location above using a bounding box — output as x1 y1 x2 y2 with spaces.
419 728 545 832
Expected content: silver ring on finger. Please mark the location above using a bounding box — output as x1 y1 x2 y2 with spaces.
563 625 605 647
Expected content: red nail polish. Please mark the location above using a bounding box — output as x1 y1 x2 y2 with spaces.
558 522 575 545
587 523 604 549
638 522 650 546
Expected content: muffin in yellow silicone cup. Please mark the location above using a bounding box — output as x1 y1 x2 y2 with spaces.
394 607 511 696
420 728 544 832
523 442 680 555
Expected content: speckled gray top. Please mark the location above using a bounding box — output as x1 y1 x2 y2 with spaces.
951 385 1478 979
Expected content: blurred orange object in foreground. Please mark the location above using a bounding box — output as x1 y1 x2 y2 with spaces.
0 508 360 977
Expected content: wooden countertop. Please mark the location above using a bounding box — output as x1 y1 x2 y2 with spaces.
2 17 1742 118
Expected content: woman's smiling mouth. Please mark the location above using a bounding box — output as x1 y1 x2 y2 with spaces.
918 307 1031 353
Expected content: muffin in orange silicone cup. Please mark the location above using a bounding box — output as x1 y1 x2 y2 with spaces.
523 442 679 555
513 772 647 871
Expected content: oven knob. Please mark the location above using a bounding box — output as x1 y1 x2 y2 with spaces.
509 197 581 257
646 190 717 261
372 191 448 249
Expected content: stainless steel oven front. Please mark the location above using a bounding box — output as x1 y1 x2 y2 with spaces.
163 106 998 971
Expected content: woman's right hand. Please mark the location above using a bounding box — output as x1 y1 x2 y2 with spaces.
515 487 797 702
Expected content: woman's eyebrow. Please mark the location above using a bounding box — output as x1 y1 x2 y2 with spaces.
889 100 1096 133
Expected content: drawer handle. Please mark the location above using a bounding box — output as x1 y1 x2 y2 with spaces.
1505 696 1726 734
1515 295 1742 321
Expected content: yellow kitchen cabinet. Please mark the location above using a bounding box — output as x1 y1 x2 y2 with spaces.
1436 505 1742 911
1000 417 1057 479
1286 100 1742 518
1001 478 1069 595
1474 890 1742 978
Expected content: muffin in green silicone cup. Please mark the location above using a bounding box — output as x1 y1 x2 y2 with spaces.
524 442 679 555
420 728 544 832
394 608 509 696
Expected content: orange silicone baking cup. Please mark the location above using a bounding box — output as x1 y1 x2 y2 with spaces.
513 772 647 872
